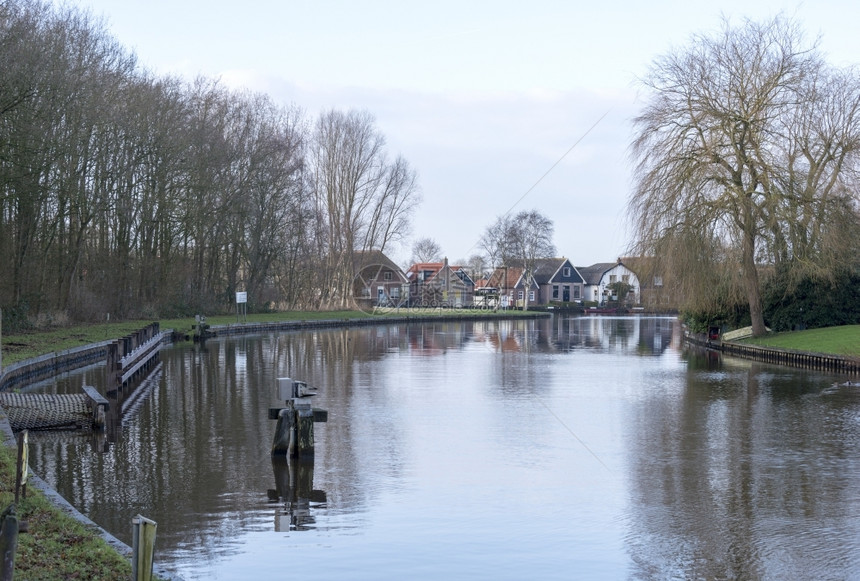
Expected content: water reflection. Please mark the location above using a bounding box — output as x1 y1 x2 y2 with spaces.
22 315 860 580
268 458 326 532
628 349 860 579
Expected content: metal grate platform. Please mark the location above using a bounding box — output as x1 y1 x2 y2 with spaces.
0 393 92 431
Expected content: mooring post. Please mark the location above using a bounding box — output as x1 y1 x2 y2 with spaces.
271 407 296 456
295 402 314 459
131 514 157 581
271 377 326 458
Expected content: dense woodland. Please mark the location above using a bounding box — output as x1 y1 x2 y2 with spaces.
0 0 420 331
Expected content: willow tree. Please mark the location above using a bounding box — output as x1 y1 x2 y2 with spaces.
628 16 860 336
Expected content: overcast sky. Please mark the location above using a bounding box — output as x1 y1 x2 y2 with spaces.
60 0 860 267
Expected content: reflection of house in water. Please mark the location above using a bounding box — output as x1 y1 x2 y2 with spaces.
466 318 539 353
404 322 470 355
545 315 678 355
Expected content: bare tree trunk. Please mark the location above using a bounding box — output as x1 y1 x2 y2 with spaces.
742 229 767 336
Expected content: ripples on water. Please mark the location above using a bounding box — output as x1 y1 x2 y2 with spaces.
24 316 860 580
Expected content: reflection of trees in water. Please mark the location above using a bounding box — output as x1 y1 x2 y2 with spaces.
626 360 860 579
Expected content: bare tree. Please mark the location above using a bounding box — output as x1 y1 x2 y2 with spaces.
410 237 442 264
628 15 860 336
482 209 556 310
311 109 420 308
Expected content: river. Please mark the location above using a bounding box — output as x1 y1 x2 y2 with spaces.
26 316 860 580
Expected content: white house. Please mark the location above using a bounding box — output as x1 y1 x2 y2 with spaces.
577 259 641 306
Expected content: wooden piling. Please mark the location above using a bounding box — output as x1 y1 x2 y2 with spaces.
271 408 296 456
295 405 315 459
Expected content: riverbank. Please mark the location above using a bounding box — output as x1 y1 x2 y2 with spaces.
685 324 860 375
1 312 853 578
1 308 548 367
0 308 547 578
739 324 860 356
0 421 136 579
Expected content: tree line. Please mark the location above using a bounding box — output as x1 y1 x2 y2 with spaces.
0 0 419 330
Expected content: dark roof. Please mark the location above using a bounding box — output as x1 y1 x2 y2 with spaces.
354 250 406 278
576 263 615 285
530 258 574 284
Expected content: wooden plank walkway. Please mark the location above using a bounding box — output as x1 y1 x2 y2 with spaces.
0 393 92 431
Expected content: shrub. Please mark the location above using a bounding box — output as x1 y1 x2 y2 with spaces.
763 269 860 331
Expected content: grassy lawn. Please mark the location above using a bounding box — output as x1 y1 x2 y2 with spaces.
739 325 860 357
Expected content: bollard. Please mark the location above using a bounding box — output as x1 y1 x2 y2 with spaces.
271 378 326 458
132 515 157 581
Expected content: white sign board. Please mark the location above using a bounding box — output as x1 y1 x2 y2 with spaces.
236 291 247 304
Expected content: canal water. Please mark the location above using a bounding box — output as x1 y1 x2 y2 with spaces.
25 316 860 580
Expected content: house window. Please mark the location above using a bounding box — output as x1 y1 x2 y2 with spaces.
654 276 663 287
622 274 629 284
574 286 580 299
552 285 559 299
609 275 617 283
384 271 392 280
563 266 571 277
518 291 524 300
529 291 535 301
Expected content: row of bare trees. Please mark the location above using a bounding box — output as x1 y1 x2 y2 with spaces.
0 0 418 325
628 16 860 335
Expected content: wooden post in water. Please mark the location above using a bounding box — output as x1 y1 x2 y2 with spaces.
14 431 28 504
271 378 326 458
132 515 157 581
295 403 315 460
271 408 296 456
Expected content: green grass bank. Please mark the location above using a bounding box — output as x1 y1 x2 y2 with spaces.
738 325 860 357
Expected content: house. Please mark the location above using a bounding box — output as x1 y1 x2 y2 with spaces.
622 256 680 311
405 257 475 307
577 259 641 306
481 266 524 308
353 250 409 308
512 257 585 307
